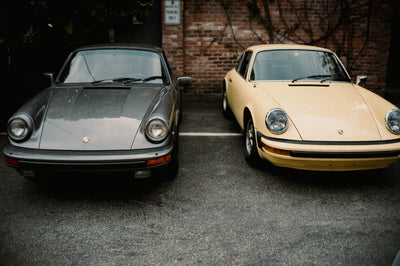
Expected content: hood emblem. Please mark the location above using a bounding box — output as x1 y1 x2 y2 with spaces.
82 137 91 143
337 129 344 135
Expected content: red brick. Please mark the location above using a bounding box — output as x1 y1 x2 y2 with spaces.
161 0 393 94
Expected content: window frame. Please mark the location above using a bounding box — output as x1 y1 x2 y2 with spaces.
248 48 351 82
236 51 253 79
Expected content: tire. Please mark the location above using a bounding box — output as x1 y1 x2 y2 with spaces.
178 90 183 124
244 116 261 165
222 86 233 119
165 126 180 181
165 149 179 181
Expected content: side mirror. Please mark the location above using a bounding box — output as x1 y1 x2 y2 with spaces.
356 75 367 86
43 73 55 86
176 76 192 87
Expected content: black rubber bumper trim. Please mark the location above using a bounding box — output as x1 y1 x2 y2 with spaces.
257 131 400 159
290 150 400 159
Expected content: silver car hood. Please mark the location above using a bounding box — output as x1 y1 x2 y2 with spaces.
40 86 162 150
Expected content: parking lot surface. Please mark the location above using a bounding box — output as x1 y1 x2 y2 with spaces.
1 94 400 265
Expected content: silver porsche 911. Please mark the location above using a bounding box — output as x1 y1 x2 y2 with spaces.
3 43 191 180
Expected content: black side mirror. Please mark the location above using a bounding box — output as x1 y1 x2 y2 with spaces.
176 76 192 87
356 75 367 86
43 73 55 86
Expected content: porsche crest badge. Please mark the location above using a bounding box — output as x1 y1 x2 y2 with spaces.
82 137 90 143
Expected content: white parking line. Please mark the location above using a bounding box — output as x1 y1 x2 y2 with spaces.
179 132 242 137
0 132 242 137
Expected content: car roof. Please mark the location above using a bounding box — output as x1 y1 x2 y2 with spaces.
245 44 332 53
74 43 163 53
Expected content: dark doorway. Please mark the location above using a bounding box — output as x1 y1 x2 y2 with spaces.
115 0 161 46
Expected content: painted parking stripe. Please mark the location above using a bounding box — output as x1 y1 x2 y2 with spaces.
179 132 241 137
0 132 242 137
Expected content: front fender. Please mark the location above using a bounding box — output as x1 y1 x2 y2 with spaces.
131 86 178 149
246 84 302 142
8 87 53 149
357 85 400 140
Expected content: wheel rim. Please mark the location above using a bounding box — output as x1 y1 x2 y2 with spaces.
222 91 227 111
246 120 255 155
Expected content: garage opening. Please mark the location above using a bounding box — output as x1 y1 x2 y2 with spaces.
114 0 161 46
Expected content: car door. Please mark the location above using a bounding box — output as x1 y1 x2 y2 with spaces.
229 50 253 128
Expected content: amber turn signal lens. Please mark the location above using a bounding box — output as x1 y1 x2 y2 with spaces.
262 144 291 156
146 154 171 166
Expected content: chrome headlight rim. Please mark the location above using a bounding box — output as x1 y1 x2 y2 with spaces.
265 108 289 134
7 114 33 142
145 117 169 143
385 109 400 135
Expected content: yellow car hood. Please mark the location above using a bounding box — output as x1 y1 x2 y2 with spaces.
258 82 381 141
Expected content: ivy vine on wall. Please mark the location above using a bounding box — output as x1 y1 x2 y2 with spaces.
197 0 373 72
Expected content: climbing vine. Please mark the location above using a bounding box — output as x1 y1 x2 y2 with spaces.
245 0 372 71
193 0 372 72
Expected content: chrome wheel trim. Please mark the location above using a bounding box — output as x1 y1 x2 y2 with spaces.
222 91 227 112
245 120 255 155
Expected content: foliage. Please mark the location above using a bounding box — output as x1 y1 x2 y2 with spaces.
204 0 373 71
55 0 154 47
0 0 154 49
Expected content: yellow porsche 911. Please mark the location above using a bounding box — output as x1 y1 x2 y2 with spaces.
223 44 400 171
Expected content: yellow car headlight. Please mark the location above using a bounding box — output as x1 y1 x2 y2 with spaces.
266 108 288 134
385 109 400 134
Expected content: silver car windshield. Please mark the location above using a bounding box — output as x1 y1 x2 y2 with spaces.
58 49 164 84
249 50 350 82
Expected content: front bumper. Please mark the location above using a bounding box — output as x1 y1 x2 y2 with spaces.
257 132 400 171
3 143 174 178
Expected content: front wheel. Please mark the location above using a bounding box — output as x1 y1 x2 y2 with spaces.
244 117 261 165
222 87 233 119
165 127 180 181
165 148 179 181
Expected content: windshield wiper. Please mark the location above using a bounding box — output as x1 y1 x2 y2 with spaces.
142 76 164 83
320 76 335 83
91 76 164 85
91 77 141 85
291 75 332 83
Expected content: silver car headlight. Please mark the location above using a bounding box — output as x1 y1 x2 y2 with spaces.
385 109 400 134
145 118 169 142
7 115 33 141
266 108 288 134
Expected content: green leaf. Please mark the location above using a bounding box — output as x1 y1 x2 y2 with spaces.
65 21 73 34
120 10 128 17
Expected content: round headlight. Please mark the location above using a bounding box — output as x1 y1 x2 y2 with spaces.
145 118 169 142
385 109 400 134
7 115 33 141
266 108 289 134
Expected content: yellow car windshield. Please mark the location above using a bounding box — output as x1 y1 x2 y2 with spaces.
249 50 350 82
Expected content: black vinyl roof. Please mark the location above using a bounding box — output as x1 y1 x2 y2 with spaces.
75 43 163 53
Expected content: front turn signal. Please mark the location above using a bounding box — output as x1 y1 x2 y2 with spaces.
146 154 171 166
262 144 291 156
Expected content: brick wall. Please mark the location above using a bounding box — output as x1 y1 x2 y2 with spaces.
162 0 394 95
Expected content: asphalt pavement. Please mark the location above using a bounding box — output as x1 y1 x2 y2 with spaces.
1 94 400 265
